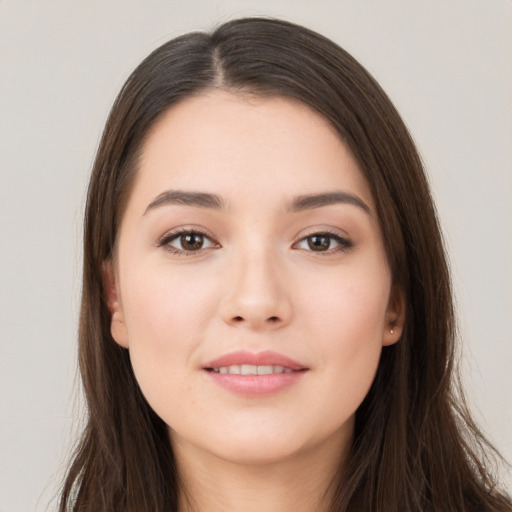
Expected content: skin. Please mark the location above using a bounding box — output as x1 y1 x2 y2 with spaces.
106 90 404 511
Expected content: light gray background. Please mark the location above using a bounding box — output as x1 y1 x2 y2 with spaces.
0 1 511 510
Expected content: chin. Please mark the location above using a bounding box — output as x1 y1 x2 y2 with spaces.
212 438 306 466
171 417 350 469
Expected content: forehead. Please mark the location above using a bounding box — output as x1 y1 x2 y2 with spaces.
131 90 373 213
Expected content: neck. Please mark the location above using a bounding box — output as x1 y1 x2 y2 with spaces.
173 432 350 512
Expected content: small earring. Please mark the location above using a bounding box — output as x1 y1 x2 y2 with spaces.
390 328 394 334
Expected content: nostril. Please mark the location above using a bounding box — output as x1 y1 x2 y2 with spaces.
234 316 244 322
268 316 279 323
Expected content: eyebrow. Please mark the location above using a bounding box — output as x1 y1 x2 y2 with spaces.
144 190 226 214
144 189 371 215
288 191 371 214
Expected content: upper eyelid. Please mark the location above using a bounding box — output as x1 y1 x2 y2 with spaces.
292 224 351 242
298 229 347 239
294 232 351 247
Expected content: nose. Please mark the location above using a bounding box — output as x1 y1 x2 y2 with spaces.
219 248 293 331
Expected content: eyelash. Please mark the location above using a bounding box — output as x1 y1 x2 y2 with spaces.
158 228 353 256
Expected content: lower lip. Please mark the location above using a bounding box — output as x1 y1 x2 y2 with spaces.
205 370 307 397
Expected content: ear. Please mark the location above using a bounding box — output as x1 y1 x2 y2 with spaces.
102 261 129 348
382 284 405 346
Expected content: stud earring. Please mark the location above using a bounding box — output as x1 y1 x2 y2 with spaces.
390 328 394 335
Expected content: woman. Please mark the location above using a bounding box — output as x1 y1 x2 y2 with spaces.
59 17 511 511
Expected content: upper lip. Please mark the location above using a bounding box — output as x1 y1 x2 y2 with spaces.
203 350 307 371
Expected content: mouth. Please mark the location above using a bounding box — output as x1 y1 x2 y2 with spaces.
208 364 296 375
202 350 308 397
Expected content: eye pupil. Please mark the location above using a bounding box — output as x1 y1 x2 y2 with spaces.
181 233 204 251
308 235 330 251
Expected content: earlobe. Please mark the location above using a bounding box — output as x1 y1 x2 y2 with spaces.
102 261 129 349
383 285 406 346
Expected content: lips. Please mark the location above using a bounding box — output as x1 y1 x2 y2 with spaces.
211 364 295 375
202 350 308 397
204 350 307 370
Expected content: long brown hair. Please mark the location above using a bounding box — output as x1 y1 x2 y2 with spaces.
60 17 511 511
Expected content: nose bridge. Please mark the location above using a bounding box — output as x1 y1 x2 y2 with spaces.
220 236 291 329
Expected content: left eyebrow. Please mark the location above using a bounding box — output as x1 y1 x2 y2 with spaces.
144 190 226 215
288 191 371 214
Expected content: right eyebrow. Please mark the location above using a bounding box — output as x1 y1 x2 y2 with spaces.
143 190 226 215
288 191 371 215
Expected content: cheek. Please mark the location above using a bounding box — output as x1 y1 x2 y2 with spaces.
297 262 390 403
299 260 390 341
119 265 225 427
120 265 220 381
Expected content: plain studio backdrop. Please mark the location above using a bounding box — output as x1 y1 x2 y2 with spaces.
0 1 510 510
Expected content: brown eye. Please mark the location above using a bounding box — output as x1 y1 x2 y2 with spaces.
307 235 332 251
161 230 217 254
180 233 204 251
295 232 352 253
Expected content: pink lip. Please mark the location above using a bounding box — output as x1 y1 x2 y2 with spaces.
203 350 306 370
202 350 308 398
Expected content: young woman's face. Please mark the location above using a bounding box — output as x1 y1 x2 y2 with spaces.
107 91 403 466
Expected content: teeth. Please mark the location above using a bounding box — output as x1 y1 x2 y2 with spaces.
228 365 241 374
257 365 273 375
241 364 256 375
211 364 295 375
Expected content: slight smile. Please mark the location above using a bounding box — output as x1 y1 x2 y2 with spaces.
202 350 309 397
211 365 295 375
